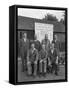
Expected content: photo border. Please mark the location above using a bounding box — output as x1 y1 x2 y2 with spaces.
15 5 67 85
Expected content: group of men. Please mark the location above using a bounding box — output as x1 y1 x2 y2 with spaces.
19 32 59 77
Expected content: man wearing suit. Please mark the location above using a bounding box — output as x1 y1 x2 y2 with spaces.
20 33 29 72
48 42 59 75
52 35 59 55
39 44 48 77
41 34 50 73
52 35 60 64
27 43 38 76
41 34 50 52
34 35 41 52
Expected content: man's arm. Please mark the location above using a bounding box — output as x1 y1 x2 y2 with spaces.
27 39 30 50
38 51 43 62
43 51 48 61
34 50 38 64
36 50 38 61
48 50 52 66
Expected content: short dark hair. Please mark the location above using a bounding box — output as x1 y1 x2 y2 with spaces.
52 41 55 44
31 42 35 46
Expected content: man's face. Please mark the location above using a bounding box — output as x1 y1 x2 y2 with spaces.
24 33 27 38
31 43 35 49
54 35 57 41
50 43 54 49
45 34 48 40
42 44 45 50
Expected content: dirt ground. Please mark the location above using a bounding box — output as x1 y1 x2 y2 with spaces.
18 60 65 82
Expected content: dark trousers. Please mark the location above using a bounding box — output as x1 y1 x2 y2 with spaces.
51 63 58 74
21 51 27 72
27 61 37 76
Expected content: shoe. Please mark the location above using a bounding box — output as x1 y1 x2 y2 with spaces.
55 72 58 76
39 73 42 77
43 73 46 77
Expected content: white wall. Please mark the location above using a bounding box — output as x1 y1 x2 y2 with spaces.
35 22 53 42
0 0 69 90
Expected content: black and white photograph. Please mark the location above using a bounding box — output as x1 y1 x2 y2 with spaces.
17 6 67 83
0 0 69 89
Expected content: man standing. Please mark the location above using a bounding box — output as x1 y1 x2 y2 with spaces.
41 34 50 52
27 43 38 76
52 35 59 54
52 35 60 64
20 33 29 72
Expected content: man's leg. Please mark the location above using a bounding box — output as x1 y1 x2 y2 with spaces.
33 62 37 76
39 60 43 73
51 63 54 73
24 51 27 71
43 60 47 73
27 61 32 75
55 63 58 75
21 54 24 72
21 52 26 72
52 63 58 75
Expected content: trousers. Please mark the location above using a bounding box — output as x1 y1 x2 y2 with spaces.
27 61 37 76
39 60 47 73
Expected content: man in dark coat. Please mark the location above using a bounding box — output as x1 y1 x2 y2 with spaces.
20 33 29 72
34 35 41 52
52 35 60 56
41 34 50 52
52 35 60 64
48 42 59 75
27 43 38 76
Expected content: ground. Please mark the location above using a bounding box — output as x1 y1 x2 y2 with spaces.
18 60 65 82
